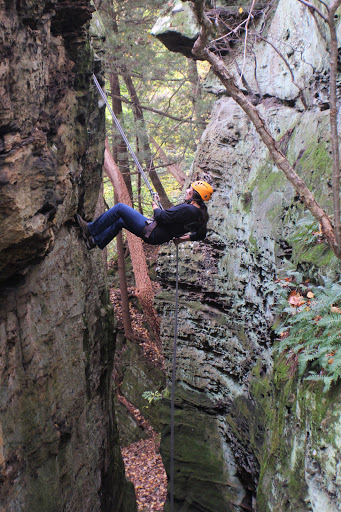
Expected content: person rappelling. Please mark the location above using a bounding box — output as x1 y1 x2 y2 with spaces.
77 77 213 249
76 180 213 250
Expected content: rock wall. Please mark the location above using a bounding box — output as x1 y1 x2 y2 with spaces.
0 1 135 511
154 1 341 511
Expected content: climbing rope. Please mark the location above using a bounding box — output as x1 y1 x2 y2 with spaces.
93 73 178 507
92 74 163 209
170 244 179 512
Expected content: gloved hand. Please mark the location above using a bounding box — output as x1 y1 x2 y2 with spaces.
152 193 160 209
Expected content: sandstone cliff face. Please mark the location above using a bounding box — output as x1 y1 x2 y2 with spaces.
0 2 135 511
154 1 341 511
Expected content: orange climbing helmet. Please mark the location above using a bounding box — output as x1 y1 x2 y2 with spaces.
191 180 213 201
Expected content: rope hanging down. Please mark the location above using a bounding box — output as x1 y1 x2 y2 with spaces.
93 73 178 507
92 74 163 209
170 245 179 512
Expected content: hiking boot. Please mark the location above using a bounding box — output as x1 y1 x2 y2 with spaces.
76 214 97 250
76 214 90 235
85 236 96 250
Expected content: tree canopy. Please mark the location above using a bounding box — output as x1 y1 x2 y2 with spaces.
91 0 213 216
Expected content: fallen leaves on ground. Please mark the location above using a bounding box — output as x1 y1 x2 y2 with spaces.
122 435 167 512
109 242 167 510
288 290 305 307
114 374 167 510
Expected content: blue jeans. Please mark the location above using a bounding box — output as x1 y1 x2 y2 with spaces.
88 203 149 249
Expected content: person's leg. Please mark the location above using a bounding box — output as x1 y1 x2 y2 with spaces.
88 204 124 235
88 203 149 249
91 218 126 249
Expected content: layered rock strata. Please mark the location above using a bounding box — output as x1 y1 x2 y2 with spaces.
0 1 135 511
154 1 341 511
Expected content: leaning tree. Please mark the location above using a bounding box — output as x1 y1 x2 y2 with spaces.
184 0 341 258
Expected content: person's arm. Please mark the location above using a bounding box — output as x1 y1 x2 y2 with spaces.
152 201 193 224
152 196 205 241
188 227 206 241
152 193 163 216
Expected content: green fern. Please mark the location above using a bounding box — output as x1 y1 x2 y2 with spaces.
275 277 341 391
289 214 325 255
142 390 163 405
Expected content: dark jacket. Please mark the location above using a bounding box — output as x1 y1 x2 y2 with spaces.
145 203 206 245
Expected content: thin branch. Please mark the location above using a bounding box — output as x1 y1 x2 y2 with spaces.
166 81 186 112
317 0 330 10
251 49 263 99
255 32 315 72
208 18 248 45
108 92 202 124
255 33 307 108
238 0 257 86
296 0 328 22
233 58 257 99
298 0 341 249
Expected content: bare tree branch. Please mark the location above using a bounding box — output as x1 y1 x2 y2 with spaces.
255 33 307 108
296 0 328 22
238 0 257 86
108 92 202 124
233 58 258 100
298 0 341 248
150 135 187 186
209 18 248 45
251 50 263 99
317 0 329 9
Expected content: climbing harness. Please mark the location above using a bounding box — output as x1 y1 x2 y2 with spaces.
92 74 163 209
170 244 179 512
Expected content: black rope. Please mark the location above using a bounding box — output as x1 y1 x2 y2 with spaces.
92 74 163 209
170 244 179 512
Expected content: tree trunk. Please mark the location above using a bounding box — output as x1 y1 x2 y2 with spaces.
327 0 341 250
187 58 206 130
150 135 187 187
123 73 173 209
109 72 134 200
136 135 143 213
103 139 161 343
115 192 134 339
108 68 134 338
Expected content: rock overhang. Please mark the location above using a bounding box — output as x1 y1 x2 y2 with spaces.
151 0 270 59
151 0 199 57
